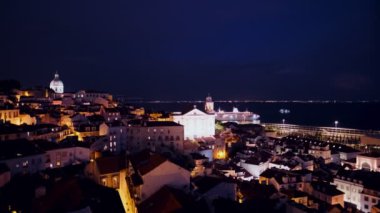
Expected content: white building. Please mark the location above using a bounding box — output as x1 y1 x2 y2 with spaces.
240 159 270 179
173 107 215 140
45 146 91 169
334 170 380 212
126 121 184 153
0 140 45 176
127 152 191 203
50 71 64 93
356 153 380 171
99 121 127 153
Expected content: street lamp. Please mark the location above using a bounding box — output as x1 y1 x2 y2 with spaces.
281 119 286 135
334 120 339 128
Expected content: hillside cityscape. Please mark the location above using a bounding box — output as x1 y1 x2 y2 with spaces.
2 0 378 212
0 76 380 213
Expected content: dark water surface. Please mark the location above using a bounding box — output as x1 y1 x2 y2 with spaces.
130 102 380 131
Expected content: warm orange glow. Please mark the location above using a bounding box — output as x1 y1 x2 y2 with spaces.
216 150 226 159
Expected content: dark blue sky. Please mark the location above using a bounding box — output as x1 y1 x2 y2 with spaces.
1 0 379 100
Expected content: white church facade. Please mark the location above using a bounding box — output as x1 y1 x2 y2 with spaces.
173 107 215 140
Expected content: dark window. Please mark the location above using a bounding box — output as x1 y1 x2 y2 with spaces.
372 198 377 204
364 205 368 209
364 196 369 201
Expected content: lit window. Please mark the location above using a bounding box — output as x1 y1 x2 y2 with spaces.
102 178 107 186
112 176 118 188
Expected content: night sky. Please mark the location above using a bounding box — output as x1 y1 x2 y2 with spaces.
1 0 379 100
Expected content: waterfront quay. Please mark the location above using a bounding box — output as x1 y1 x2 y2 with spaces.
263 123 380 151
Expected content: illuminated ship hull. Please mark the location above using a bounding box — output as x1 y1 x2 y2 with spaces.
215 107 260 124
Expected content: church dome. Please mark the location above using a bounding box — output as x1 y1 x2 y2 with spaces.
50 72 64 93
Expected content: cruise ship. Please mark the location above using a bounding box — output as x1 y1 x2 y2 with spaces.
215 107 260 124
204 95 260 124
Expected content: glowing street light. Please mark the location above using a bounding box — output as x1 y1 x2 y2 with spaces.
334 120 339 128
282 119 285 124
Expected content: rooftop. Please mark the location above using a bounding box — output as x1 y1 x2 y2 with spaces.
138 186 195 213
95 155 126 174
336 170 380 191
128 120 182 127
311 181 344 196
192 176 225 194
33 177 124 213
359 152 380 158
0 139 45 160
130 150 168 176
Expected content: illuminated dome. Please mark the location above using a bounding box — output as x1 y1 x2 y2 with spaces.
50 71 64 93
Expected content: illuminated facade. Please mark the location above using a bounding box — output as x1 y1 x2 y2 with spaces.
172 107 215 140
49 71 64 93
0 108 20 124
45 146 90 169
356 153 380 172
126 121 184 152
215 107 260 124
0 108 36 125
205 95 214 113
99 122 127 153
334 170 380 212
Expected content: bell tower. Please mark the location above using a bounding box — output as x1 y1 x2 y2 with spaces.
205 94 214 113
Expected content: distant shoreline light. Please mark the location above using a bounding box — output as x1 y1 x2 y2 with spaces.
118 100 379 104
